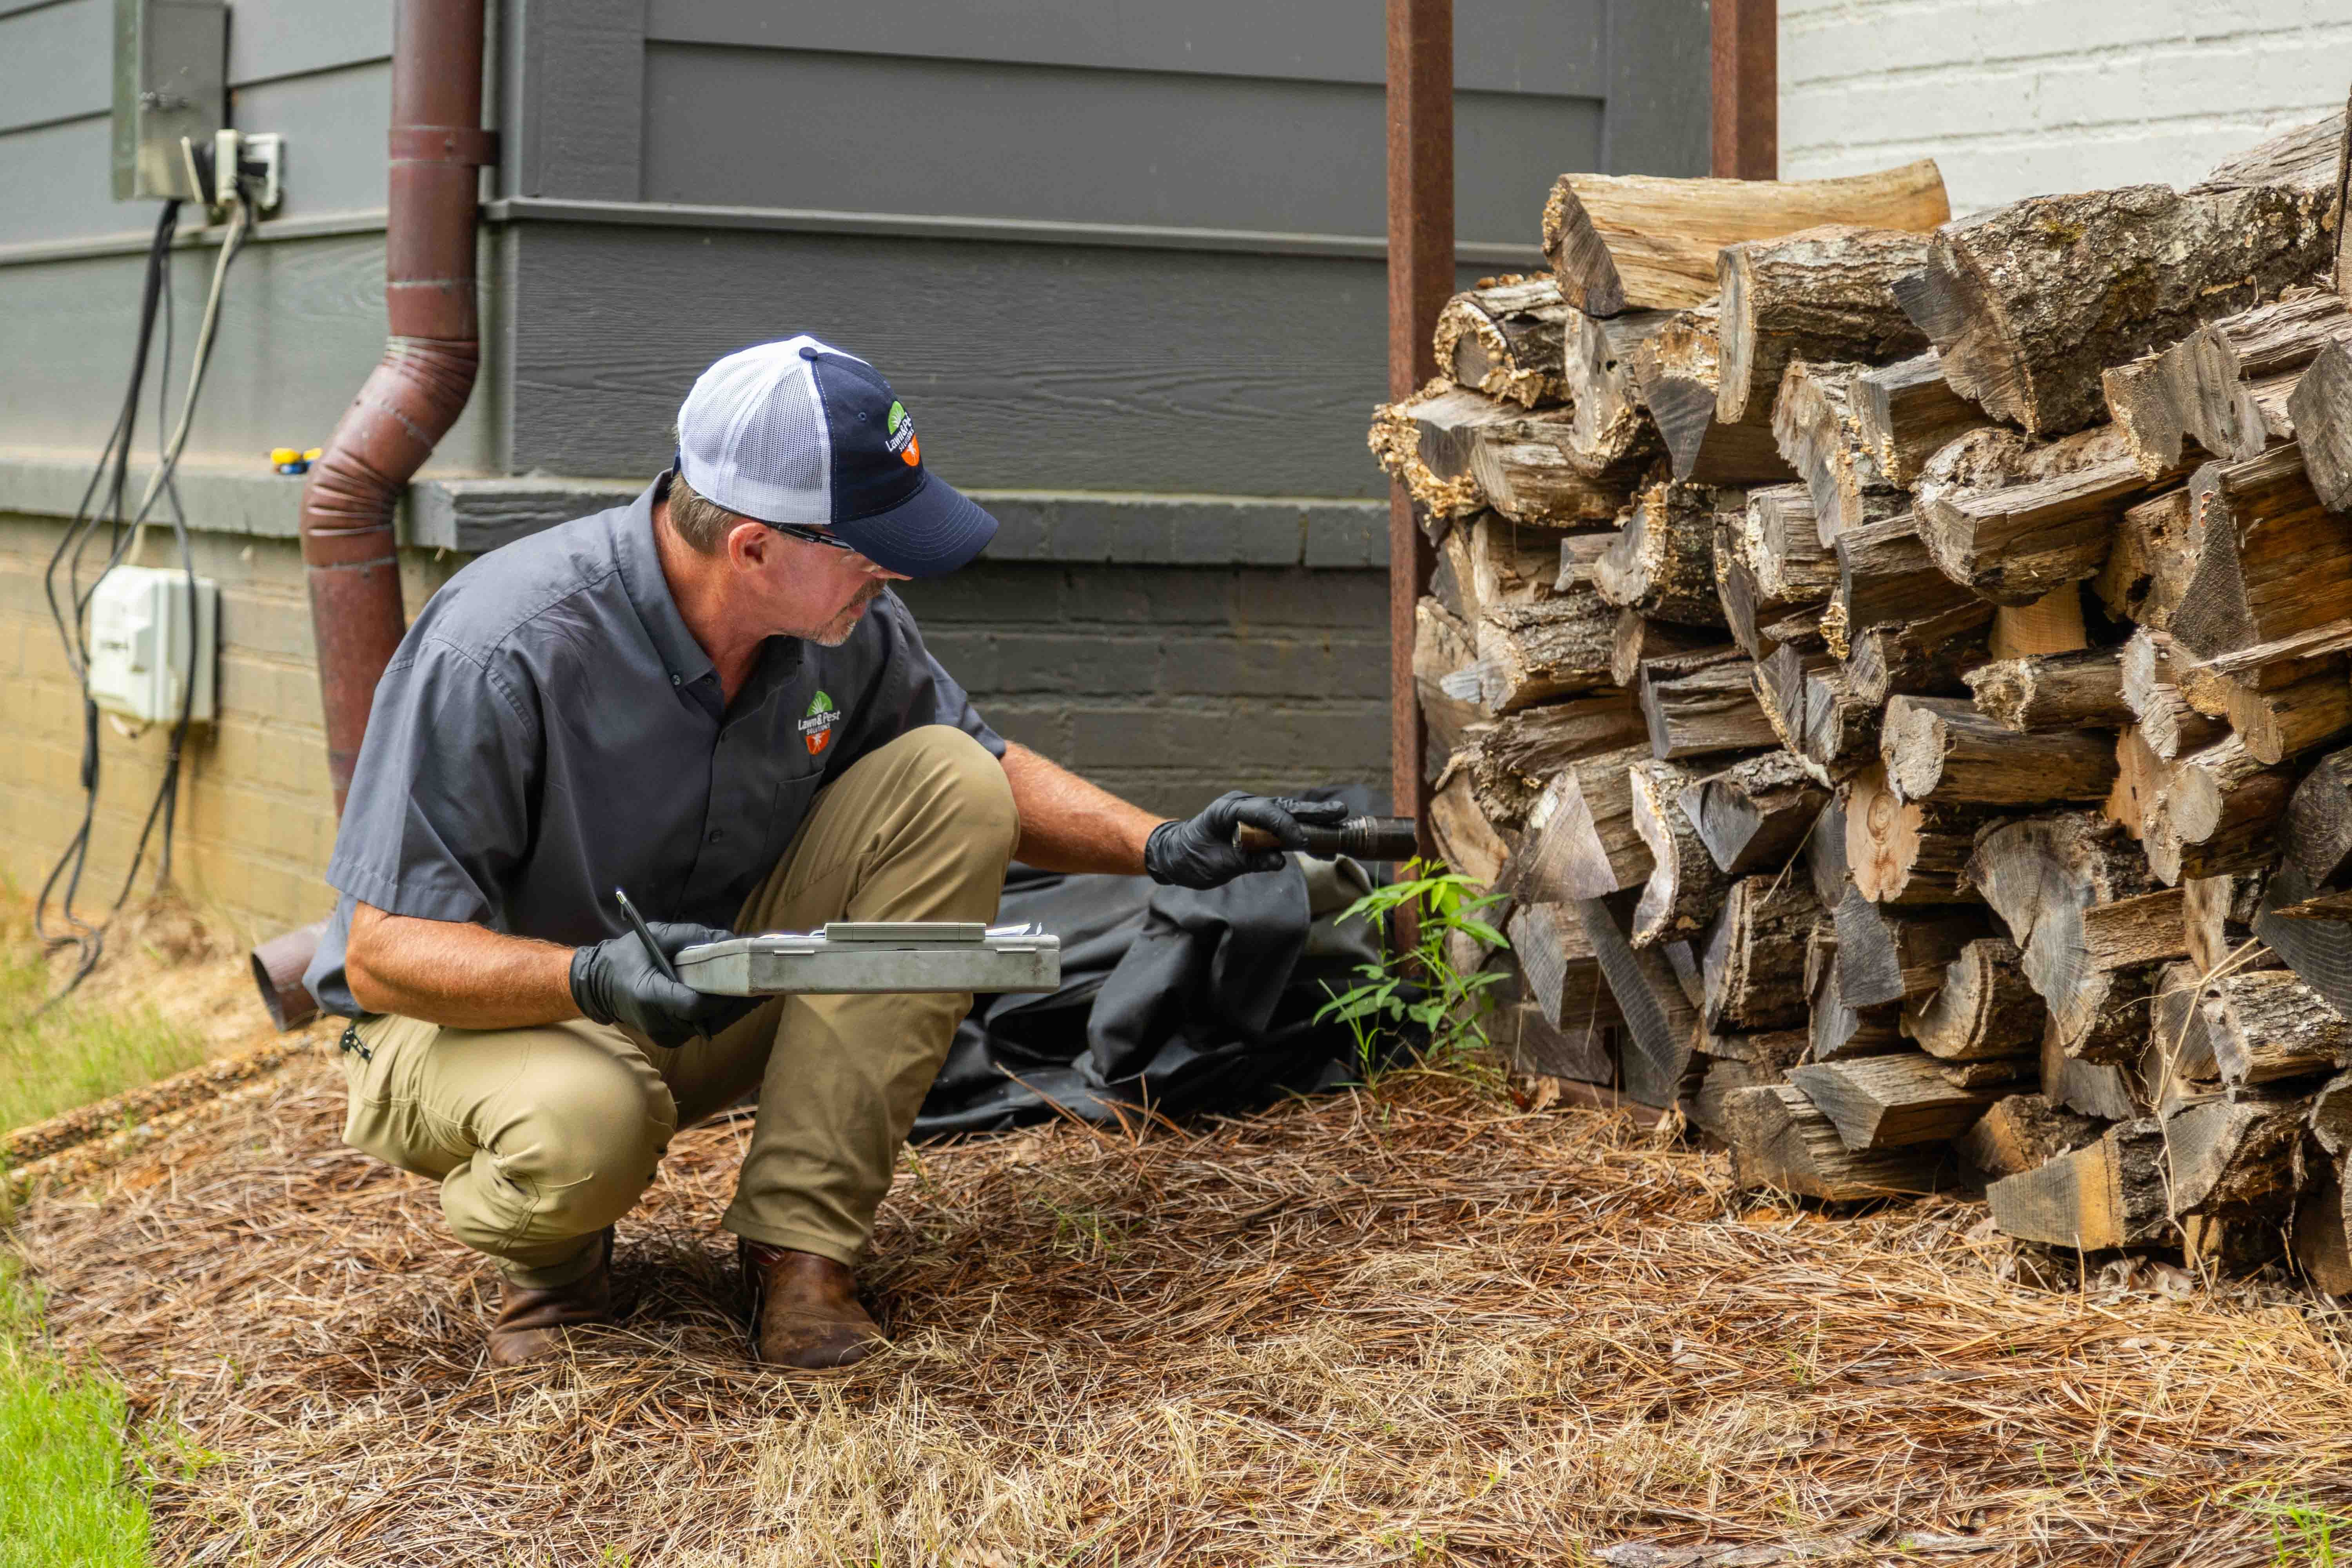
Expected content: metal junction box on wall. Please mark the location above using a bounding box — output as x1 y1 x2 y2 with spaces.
87 566 219 725
112 0 227 201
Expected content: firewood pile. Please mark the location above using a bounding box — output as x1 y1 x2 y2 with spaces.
1373 105 2352 1280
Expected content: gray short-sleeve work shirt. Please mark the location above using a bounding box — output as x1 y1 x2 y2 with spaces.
302 473 1002 1018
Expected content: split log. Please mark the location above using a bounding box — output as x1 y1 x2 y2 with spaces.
1593 482 1729 628
1610 609 1719 689
1901 181 2332 437
1701 876 1821 1032
2189 109 2346 199
2144 733 2292 884
2095 490 2196 630
2183 871 2270 978
2103 289 2352 473
1913 424 2168 605
2119 629 2229 760
1716 551 1789 665
1833 893 1987 1009
2148 961 2220 1089
1561 309 1670 477
1714 225 1931 425
1463 694 1650 831
1743 485 1837 604
2079 887 2190 971
1502 900 1614 1033
1957 1094 2102 1179
1723 1083 1949 1199
2041 1019 2145 1122
1680 751 1829 876
1757 643 1878 778
2253 862 2352 1021
1855 351 1989 487
1469 591 1620 713
1825 515 1977 658
1434 276 1572 408
1902 938 2048 1062
2291 1153 2352 1295
1575 891 1701 1108
1437 512 1568 619
2314 1071 2352 1158
2213 665 2352 767
1811 956 1905 1063
1369 383 1630 525
1962 647 2132 733
1414 597 1482 769
2165 1094 2305 1219
1430 762 1513 888
2290 339 2352 512
1882 695 2119 805
2171 445 2352 664
1845 763 1990 905
1808 792 1853 911
1541 160 1951 318
1631 302 1795 485
1788 1053 2000 1149
1638 647 1776 760
1845 602 1995 708
1934 1058 2031 1089
1969 812 2160 1059
1630 759 1734 947
1985 1119 2172 1250
1492 1000 1617 1087
1988 585 2091 662
1773 359 1904 543
1503 744 1656 903
2286 744 2352 889
2201 967 2352 1087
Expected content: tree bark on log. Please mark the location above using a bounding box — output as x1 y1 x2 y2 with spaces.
1461 694 1651 831
1957 1093 2102 1179
2172 445 2352 663
1701 875 1821 1032
1370 382 1632 526
1561 309 1670 477
1469 590 1621 712
2200 967 2352 1086
1969 812 2162 1060
1757 643 1880 779
1986 1119 2172 1250
2215 664 2352 766
1773 359 1906 543
1724 1083 1950 1199
1788 1053 2002 1149
1902 937 2048 1061
2145 733 2293 885
2079 887 2191 970
1610 608 1721 689
1911 423 2168 605
1415 597 1482 770
1541 160 1952 319
1963 647 2133 732
1856 351 1991 487
1681 750 1830 875
1845 762 1992 905
1902 182 2332 437
1630 758 1735 947
1826 515 1980 658
1632 302 1797 485
1639 646 1777 760
1882 695 2120 805
1434 275 1573 408
1846 603 1996 708
1504 744 1657 904
2096 490 2196 630
1593 482 1731 628
1715 225 1932 425
2103 289 2352 473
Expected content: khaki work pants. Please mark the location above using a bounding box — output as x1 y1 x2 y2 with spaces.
338 725 1020 1289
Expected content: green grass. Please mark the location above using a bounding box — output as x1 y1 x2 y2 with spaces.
0 918 204 1137
0 1259 151 1568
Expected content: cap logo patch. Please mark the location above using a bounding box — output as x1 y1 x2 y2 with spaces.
886 400 921 467
799 689 839 755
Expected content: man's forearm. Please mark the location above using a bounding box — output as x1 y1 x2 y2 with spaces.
345 903 581 1028
999 741 1165 876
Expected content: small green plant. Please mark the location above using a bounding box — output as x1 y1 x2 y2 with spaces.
0 1257 154 1568
1314 860 1511 1082
2236 1493 2352 1566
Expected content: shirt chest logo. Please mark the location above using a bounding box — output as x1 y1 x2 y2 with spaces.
799 690 840 755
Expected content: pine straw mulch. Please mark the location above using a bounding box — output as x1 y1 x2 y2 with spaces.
15 1056 2352 1568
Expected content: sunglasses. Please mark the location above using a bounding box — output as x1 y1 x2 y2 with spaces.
764 520 857 553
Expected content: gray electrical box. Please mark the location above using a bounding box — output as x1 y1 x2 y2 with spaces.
112 0 227 201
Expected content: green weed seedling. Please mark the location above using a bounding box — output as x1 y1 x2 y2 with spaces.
1314 860 1512 1085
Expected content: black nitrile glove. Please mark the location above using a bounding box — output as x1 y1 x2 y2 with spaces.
570 920 756 1049
1143 792 1352 889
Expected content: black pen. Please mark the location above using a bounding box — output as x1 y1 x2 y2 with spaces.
613 887 681 983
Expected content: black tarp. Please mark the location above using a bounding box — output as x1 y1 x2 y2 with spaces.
911 855 1383 1138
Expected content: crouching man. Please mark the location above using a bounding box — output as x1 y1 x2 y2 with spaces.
304 336 1340 1369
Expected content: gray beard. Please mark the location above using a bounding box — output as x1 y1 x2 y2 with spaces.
811 583 886 645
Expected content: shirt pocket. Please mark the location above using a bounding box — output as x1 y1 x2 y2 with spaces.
754 768 830 890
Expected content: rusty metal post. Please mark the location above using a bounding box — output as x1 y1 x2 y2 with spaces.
1386 0 1451 853
1711 0 1778 180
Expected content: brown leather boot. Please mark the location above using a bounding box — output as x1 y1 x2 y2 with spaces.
487 1227 616 1367
739 1239 885 1370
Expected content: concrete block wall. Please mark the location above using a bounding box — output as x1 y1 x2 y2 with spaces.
1780 0 2352 214
0 512 1392 939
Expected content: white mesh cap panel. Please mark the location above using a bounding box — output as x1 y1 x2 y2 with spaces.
676 336 869 524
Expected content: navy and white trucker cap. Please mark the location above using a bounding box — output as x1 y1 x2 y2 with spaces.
674 335 997 577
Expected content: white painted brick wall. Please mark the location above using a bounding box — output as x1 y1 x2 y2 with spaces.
1780 0 2352 214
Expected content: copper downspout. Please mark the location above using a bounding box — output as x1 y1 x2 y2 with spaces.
252 0 494 1029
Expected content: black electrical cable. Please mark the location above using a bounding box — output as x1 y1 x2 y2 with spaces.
32 191 248 1008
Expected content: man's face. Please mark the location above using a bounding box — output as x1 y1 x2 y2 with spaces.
730 523 907 646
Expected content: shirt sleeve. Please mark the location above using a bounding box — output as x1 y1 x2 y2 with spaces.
323 635 542 924
828 592 1003 776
